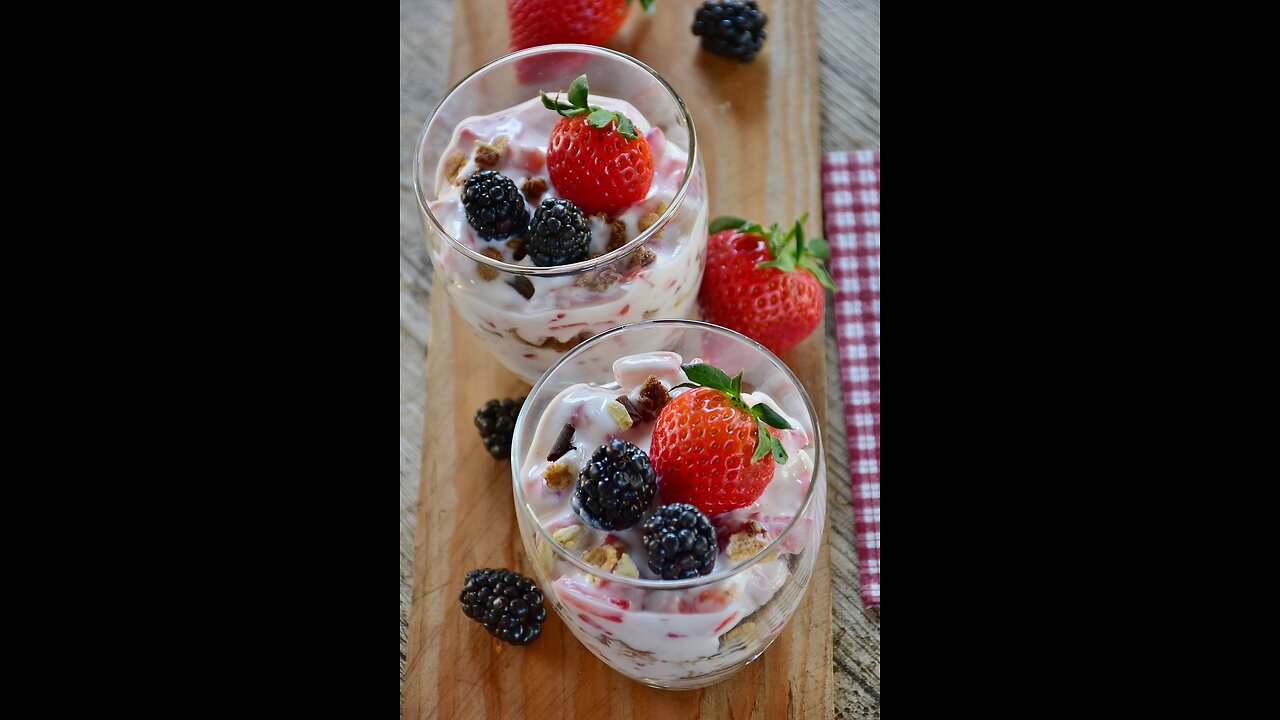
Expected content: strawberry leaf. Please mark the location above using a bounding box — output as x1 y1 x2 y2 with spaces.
539 91 577 116
792 221 806 264
752 421 772 464
807 236 831 260
771 436 789 465
615 113 639 140
732 372 744 398
710 216 749 233
634 0 655 10
568 75 590 109
587 109 615 128
681 363 734 394
751 402 793 430
799 256 837 291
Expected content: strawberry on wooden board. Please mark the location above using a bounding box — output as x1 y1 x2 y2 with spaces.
649 363 793 516
698 214 837 356
540 75 655 217
508 0 655 51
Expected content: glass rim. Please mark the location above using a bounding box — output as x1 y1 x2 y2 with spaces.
511 319 826 591
413 43 700 278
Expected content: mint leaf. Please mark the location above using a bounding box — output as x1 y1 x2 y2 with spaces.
807 236 831 260
752 421 772 463
710 216 750 233
751 402 793 430
587 109 615 128
771 436 789 465
682 363 735 393
615 113 638 140
568 75 590 109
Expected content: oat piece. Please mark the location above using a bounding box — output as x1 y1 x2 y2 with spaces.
476 247 504 281
607 219 628 253
638 201 669 233
507 276 535 300
547 423 576 462
543 462 575 490
521 177 547 204
582 544 622 572
553 524 587 550
604 399 634 430
614 552 640 578
510 329 595 353
727 521 770 562
444 153 468 185
720 621 759 648
506 236 527 262
632 376 672 422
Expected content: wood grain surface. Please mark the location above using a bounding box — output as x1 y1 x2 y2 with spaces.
400 0 881 716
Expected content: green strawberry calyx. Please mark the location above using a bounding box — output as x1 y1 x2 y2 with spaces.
632 0 655 9
540 74 640 141
672 363 792 465
708 213 837 291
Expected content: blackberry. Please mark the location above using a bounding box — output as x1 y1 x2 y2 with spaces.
573 439 657 530
526 197 591 267
643 503 717 580
692 1 768 62
475 397 525 460
459 568 547 645
462 170 530 240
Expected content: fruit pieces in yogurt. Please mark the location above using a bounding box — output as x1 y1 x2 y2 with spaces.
428 90 707 382
519 351 816 679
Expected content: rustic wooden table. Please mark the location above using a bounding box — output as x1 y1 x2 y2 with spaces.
400 0 880 715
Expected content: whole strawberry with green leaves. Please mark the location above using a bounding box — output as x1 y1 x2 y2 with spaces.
540 75 654 217
649 362 793 516
698 214 836 356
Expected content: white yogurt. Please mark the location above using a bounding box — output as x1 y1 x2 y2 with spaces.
520 351 817 681
428 97 708 382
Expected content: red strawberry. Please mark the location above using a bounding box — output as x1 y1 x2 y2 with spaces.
508 0 653 51
698 215 837 356
541 75 654 217
650 363 793 516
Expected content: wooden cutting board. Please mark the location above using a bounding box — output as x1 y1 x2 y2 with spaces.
403 1 832 717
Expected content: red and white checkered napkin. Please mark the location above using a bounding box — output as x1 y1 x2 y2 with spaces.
822 151 881 608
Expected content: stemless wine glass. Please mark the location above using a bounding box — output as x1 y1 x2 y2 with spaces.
511 320 827 689
414 45 709 383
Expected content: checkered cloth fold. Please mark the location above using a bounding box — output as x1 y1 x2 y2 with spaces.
822 151 881 608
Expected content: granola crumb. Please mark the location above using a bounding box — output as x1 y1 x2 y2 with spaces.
633 376 671 422
444 153 468 185
607 219 628 253
506 236 528 262
474 144 500 167
476 247 503 281
553 524 587 550
629 246 656 268
543 462 575 490
573 266 620 292
521 177 547 204
727 521 770 562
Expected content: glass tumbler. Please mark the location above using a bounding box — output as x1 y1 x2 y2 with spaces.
414 45 709 383
511 320 827 689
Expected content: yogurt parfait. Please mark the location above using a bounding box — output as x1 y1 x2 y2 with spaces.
512 320 826 689
415 46 708 382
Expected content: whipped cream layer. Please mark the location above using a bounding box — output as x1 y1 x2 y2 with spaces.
428 97 707 382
